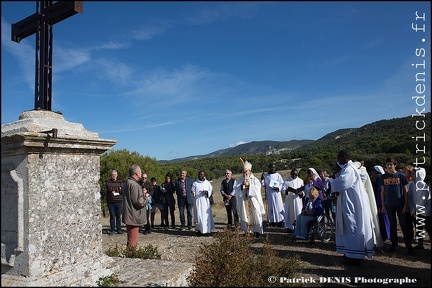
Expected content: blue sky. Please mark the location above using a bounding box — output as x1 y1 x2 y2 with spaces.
1 2 430 160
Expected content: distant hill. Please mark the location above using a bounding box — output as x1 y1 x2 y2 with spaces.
292 113 431 157
314 128 356 142
160 139 314 164
160 112 431 165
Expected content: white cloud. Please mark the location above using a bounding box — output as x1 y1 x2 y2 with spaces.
55 47 90 72
125 64 214 101
94 41 131 50
230 141 247 148
98 121 174 134
93 57 133 86
184 2 264 25
2 17 35 90
128 21 171 41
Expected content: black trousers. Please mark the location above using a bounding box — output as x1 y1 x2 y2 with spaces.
386 204 413 250
225 196 239 226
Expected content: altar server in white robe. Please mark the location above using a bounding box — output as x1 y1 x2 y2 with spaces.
282 168 304 232
235 159 266 237
261 163 285 227
329 150 375 264
191 170 215 235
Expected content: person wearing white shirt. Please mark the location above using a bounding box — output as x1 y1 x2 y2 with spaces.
261 163 285 227
282 168 304 232
191 170 215 235
220 169 239 228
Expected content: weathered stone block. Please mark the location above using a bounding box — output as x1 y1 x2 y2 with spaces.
1 110 116 286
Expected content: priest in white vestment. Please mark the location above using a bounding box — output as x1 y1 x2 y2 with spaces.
235 160 266 237
191 170 215 235
329 150 375 263
282 168 304 232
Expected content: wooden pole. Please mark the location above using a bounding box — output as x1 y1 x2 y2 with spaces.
240 158 250 232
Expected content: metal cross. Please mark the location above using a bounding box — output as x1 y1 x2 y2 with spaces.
11 1 83 111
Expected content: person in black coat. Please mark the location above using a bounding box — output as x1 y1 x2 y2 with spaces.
161 173 176 229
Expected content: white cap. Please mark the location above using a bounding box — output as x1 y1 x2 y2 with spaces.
244 161 252 171
415 167 426 182
374 165 385 175
353 161 362 169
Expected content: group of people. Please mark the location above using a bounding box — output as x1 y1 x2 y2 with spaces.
377 158 431 254
106 151 430 262
105 159 269 247
105 169 176 237
287 150 430 266
106 166 215 247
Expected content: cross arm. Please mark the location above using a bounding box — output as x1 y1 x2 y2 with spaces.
11 1 83 43
42 1 83 26
11 13 39 43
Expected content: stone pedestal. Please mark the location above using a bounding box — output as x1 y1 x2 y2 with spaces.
1 110 117 286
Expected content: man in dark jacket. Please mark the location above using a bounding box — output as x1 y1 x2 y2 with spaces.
106 170 123 235
175 170 194 231
162 173 176 229
220 169 239 228
150 177 164 229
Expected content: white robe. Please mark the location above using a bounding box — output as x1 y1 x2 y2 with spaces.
235 173 266 234
262 172 285 223
282 177 304 230
303 182 314 196
358 165 384 247
191 179 215 234
329 160 375 259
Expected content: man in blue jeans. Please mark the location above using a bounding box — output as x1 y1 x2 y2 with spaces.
174 170 194 231
380 157 414 256
106 170 123 235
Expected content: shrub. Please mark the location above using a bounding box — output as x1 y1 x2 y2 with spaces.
96 274 119 287
104 244 123 257
105 244 161 259
187 228 299 287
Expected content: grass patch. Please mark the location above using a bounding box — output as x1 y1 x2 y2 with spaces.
96 274 119 287
105 244 161 259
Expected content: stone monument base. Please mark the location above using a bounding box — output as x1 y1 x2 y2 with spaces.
1 110 116 286
1 256 113 286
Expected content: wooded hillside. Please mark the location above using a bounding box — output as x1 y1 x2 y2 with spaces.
99 113 430 192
